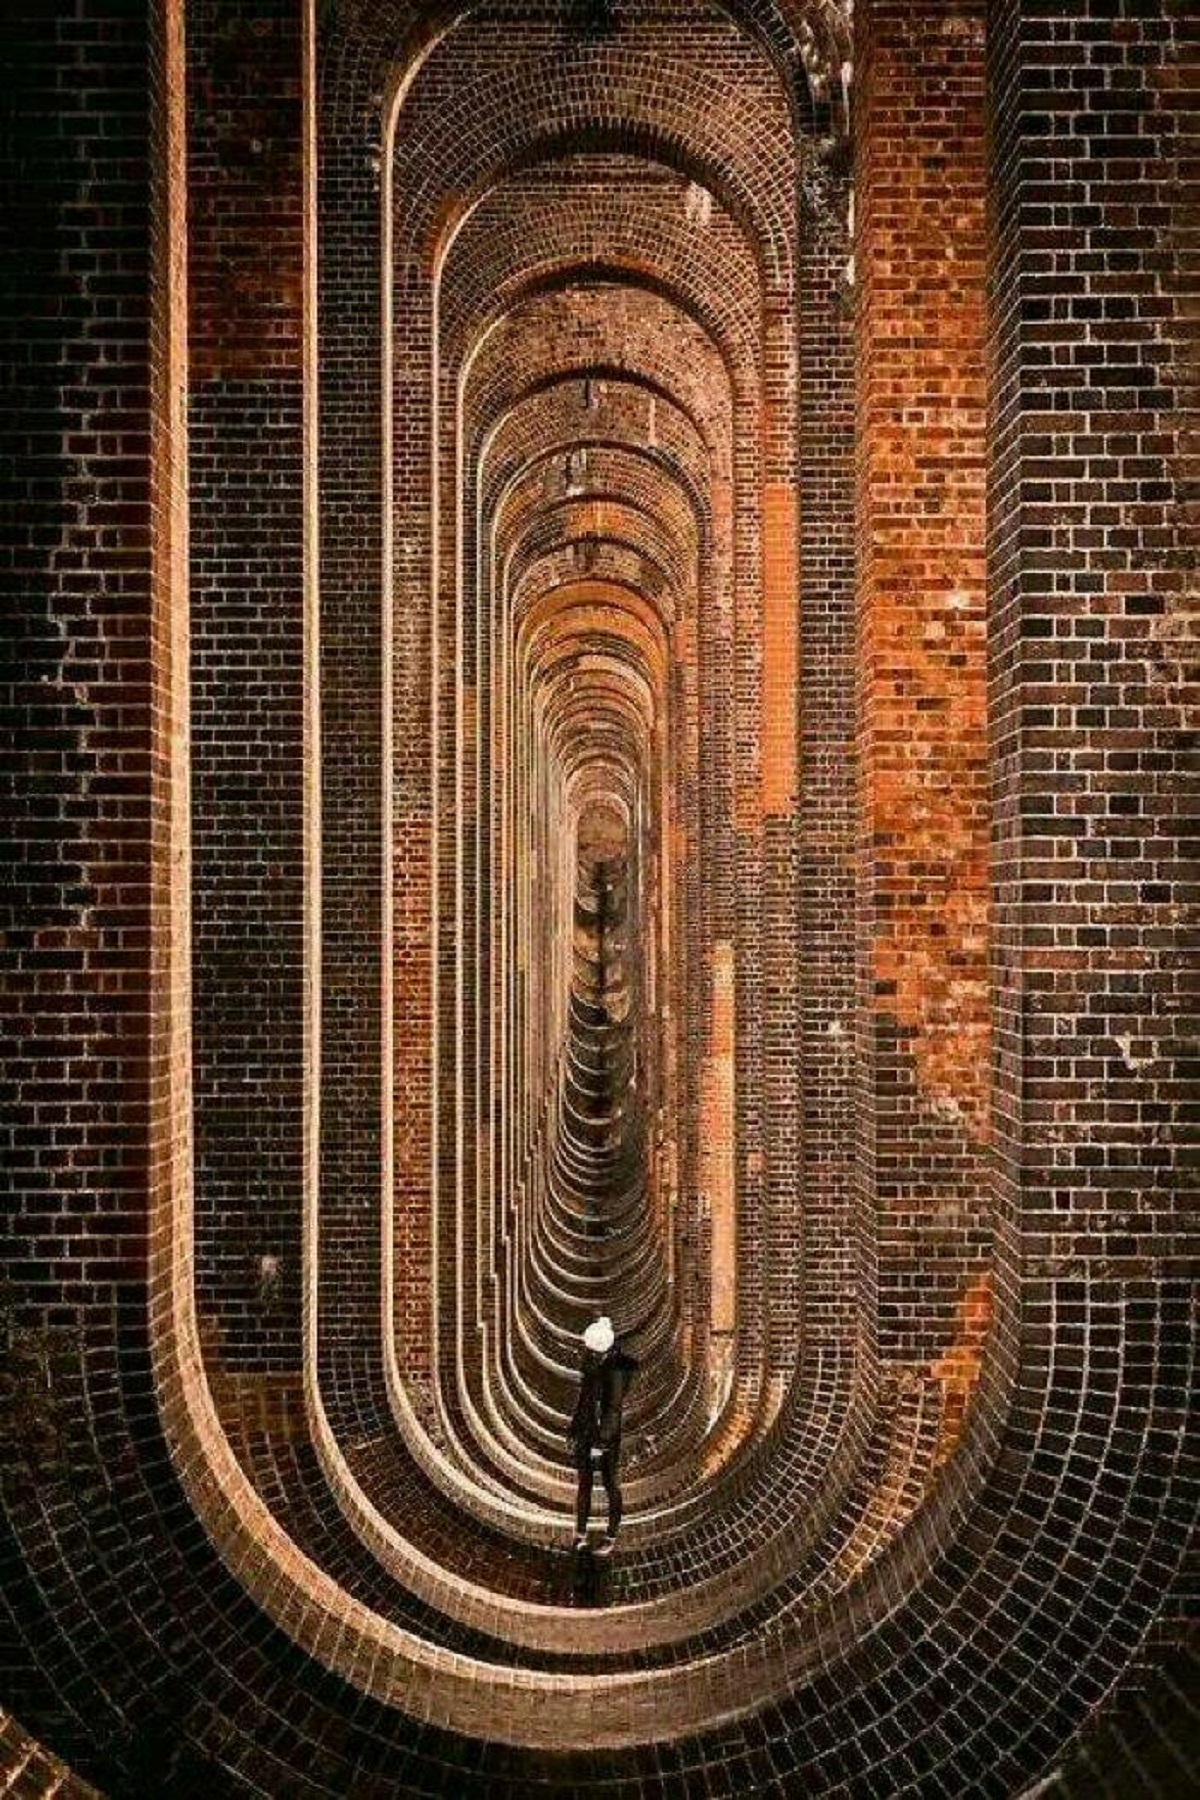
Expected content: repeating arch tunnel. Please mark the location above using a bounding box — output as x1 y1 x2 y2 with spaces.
0 0 1194 1796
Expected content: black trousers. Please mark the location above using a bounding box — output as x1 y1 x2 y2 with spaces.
574 1443 622 1536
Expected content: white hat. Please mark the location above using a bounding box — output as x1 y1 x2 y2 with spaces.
583 1315 615 1354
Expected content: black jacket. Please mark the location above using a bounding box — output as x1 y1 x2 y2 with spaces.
567 1344 639 1451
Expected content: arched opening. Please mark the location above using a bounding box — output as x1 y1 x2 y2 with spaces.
3 2 1191 1792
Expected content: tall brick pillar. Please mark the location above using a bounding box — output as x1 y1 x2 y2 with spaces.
855 0 992 1365
797 167 857 1361
987 0 1195 1723
187 0 306 1375
852 0 993 1360
1 0 190 1757
1 0 177 1325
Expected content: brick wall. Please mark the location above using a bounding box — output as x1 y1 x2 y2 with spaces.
985 0 1196 1777
2 0 163 1327
855 0 993 1364
188 0 307 1373
1 1 1194 1793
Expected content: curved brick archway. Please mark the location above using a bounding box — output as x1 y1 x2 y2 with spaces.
1 1 1195 1795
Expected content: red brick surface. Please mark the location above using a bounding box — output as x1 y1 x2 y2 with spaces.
0 0 1193 1793
855 0 992 1361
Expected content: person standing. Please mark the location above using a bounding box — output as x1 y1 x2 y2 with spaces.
567 1315 638 1555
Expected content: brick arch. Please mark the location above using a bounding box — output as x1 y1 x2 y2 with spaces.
434 134 782 312
395 103 798 302
501 491 695 595
185 0 874 1684
482 383 715 524
383 116 770 1504
404 263 769 1511
485 366 720 472
475 588 686 1469
436 442 714 1486
5 1 1193 1795
320 0 831 153
493 437 713 565
185 0 993 1699
439 151 764 350
449 253 761 395
314 0 881 1656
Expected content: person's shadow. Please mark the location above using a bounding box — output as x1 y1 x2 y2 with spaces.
567 1544 608 1607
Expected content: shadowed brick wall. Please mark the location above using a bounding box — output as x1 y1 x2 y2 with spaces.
188 0 306 1374
985 1 1197 1786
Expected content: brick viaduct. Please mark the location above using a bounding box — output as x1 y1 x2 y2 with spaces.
1 1 1194 1795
